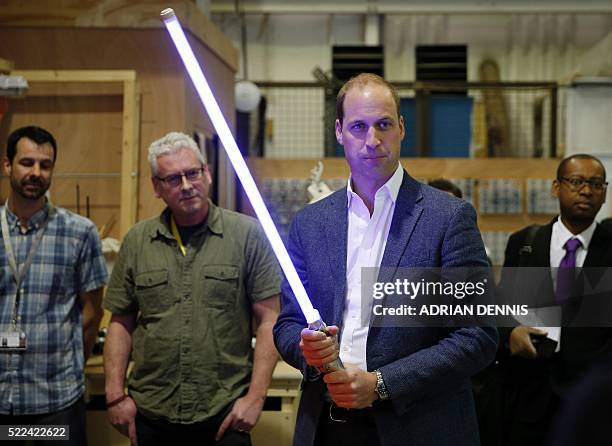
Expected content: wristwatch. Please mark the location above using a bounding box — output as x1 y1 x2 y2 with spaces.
374 369 389 401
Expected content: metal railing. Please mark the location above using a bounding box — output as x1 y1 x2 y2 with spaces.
247 81 559 159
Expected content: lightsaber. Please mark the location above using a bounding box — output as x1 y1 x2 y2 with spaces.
160 8 342 371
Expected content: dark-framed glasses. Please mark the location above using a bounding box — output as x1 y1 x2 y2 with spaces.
157 167 204 188
558 176 608 191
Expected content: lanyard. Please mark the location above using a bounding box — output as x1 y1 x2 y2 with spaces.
1 204 54 329
170 215 186 257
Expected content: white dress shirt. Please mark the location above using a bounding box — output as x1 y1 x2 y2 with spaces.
339 163 404 371
550 217 596 273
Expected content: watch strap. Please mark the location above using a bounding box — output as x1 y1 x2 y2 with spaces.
375 369 389 400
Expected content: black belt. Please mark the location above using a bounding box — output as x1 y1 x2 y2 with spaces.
324 402 376 424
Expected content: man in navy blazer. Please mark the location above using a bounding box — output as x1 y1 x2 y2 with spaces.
273 73 498 446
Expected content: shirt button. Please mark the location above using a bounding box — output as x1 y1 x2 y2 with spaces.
343 346 349 352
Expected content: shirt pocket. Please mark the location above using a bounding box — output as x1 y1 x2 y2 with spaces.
202 265 239 309
134 269 171 315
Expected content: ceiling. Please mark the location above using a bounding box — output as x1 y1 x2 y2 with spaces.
210 0 612 14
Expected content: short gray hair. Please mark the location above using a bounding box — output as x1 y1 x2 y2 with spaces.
148 132 206 176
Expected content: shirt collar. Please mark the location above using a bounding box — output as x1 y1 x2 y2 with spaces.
3 200 51 233
206 201 223 235
553 216 597 250
149 199 223 240
346 162 403 206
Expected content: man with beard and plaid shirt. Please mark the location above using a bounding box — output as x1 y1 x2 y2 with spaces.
0 126 107 445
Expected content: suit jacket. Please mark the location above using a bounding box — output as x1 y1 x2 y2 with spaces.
273 171 499 446
498 219 612 422
548 352 612 446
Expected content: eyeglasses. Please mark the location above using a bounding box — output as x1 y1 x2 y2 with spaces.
558 176 608 191
156 168 204 188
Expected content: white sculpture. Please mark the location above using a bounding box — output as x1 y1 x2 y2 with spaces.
307 161 333 204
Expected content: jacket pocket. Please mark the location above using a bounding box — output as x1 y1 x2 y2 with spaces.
134 269 171 314
202 265 239 308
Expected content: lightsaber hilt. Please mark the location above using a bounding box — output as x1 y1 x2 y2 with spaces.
307 319 345 373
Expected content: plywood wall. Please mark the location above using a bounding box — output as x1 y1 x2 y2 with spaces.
0 88 124 236
0 22 237 239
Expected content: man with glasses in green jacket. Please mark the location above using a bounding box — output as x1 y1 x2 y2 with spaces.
103 132 281 446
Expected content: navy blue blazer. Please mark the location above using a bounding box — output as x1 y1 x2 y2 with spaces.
273 171 498 446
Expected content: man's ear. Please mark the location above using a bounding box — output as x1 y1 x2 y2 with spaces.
335 119 343 145
2 156 11 177
552 179 560 199
203 164 212 186
152 177 162 199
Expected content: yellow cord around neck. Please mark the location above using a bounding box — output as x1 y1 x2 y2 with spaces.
170 215 186 257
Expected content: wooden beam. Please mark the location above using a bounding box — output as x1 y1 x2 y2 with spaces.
120 79 140 238
12 69 136 83
245 157 559 181
242 157 561 233
1 1 239 73
24 82 124 97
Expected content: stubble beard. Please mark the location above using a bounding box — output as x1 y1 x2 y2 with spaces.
11 176 50 201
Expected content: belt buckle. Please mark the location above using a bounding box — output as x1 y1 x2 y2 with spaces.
328 403 349 423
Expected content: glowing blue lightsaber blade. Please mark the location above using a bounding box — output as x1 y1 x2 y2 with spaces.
160 8 326 328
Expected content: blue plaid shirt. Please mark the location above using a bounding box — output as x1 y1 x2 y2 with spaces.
0 203 108 415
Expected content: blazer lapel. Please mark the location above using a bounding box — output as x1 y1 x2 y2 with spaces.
321 189 349 325
532 221 553 267
529 222 555 305
584 224 610 267
577 224 611 298
377 172 423 284
367 172 422 364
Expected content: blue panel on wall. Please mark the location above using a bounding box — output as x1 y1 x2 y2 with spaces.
400 98 417 156
399 96 472 157
430 96 472 157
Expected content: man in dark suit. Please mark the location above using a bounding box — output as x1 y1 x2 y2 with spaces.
497 154 612 446
273 73 498 446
